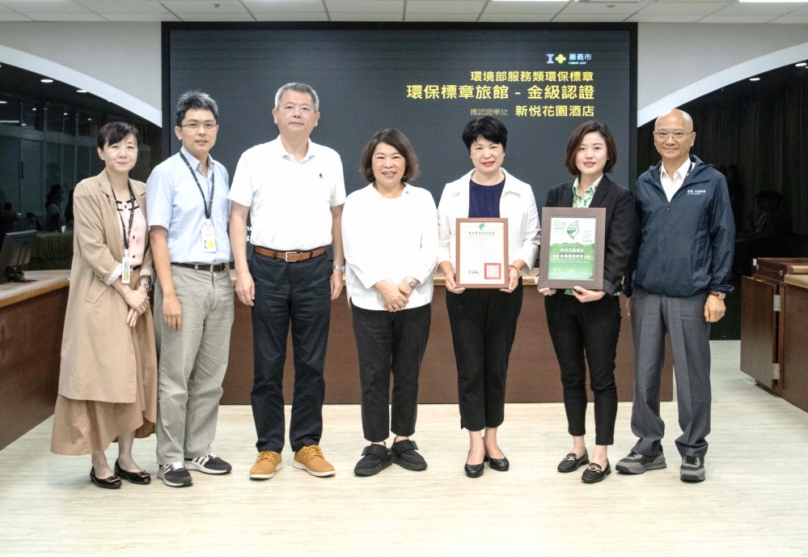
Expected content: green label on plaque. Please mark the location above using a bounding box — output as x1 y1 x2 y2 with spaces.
547 218 596 280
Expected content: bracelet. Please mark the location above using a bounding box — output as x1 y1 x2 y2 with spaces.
333 264 345 273
508 264 521 273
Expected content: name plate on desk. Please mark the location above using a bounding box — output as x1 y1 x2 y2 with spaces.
538 207 605 290
456 218 509 289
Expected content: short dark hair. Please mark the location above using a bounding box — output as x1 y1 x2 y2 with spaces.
359 128 420 184
462 116 508 152
96 122 140 150
564 120 617 176
175 90 219 127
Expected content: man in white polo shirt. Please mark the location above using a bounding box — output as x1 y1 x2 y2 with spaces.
229 83 346 479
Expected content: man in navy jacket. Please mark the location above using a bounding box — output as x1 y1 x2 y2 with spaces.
618 109 734 483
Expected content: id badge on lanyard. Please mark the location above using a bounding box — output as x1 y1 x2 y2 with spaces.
202 220 217 253
122 251 132 284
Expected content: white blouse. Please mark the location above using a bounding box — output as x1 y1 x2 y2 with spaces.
342 183 438 311
437 168 540 274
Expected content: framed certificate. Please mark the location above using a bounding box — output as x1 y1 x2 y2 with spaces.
538 207 606 290
456 218 509 289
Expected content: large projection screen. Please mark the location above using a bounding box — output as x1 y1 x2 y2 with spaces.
163 23 637 215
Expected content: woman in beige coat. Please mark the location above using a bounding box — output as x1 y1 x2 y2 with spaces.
51 122 157 489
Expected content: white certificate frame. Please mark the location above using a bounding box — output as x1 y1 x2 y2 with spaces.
455 218 509 289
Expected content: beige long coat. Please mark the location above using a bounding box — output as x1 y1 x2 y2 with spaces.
58 170 154 403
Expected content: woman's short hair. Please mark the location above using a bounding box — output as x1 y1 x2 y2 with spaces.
174 90 219 127
462 116 508 152
564 120 617 176
96 122 140 150
359 128 420 183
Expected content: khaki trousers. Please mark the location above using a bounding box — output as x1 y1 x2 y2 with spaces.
154 265 234 465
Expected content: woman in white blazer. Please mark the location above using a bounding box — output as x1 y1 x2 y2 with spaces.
437 116 539 478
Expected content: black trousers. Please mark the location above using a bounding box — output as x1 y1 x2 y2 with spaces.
446 282 523 431
351 303 431 443
250 252 332 453
544 293 621 446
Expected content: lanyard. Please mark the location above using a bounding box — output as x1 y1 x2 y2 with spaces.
179 151 215 220
111 183 137 253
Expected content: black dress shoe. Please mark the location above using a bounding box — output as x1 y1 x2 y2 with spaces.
484 452 510 472
465 451 484 478
115 460 151 485
557 451 589 473
581 461 611 484
90 467 122 489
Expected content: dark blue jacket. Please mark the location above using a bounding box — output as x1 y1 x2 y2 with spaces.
625 155 735 298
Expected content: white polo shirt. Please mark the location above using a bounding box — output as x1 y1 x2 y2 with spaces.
228 136 346 250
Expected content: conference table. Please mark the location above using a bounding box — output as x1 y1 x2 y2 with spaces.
1 268 673 451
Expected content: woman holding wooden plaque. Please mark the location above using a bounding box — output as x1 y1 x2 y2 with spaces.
538 121 635 484
438 116 539 478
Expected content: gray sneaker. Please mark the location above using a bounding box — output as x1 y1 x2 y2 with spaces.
615 448 667 474
680 455 705 482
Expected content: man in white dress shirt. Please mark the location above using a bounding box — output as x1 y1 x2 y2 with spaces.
229 83 346 480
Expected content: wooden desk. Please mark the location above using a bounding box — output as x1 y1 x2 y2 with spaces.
0 271 70 450
782 274 808 412
222 271 673 405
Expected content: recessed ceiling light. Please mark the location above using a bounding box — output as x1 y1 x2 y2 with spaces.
797 62 807 67
32 107 37 111
63 112 68 116
0 100 7 105
41 78 53 83
77 89 88 93
749 77 761 81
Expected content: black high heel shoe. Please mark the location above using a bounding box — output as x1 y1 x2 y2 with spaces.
115 460 151 485
465 450 484 478
484 452 510 472
90 467 122 489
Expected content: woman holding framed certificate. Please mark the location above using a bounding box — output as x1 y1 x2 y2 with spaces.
343 129 438 477
438 117 539 478
537 121 635 484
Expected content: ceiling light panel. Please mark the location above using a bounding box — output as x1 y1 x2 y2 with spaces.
243 0 325 12
325 0 404 13
75 0 169 13
406 1 486 14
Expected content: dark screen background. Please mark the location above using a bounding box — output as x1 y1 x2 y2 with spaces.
166 25 635 207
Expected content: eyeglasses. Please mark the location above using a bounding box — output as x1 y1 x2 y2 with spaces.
654 131 692 141
181 121 217 130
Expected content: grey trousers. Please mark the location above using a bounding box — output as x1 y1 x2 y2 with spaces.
630 287 711 459
154 266 234 465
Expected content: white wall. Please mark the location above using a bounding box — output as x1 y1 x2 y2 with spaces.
1 22 808 127
0 22 161 123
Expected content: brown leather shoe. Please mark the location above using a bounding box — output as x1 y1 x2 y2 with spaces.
249 451 282 480
293 445 335 477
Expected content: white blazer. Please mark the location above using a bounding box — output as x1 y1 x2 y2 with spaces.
437 168 540 276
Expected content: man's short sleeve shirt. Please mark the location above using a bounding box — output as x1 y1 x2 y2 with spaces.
145 147 232 264
228 137 346 251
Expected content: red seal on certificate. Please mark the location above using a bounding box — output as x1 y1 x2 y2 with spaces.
484 263 501 280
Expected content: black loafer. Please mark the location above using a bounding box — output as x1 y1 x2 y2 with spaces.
558 451 589 473
582 461 611 484
391 439 427 471
354 444 393 477
484 452 510 472
465 451 484 478
90 467 122 489
115 460 151 485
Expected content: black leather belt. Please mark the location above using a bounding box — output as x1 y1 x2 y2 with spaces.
172 262 229 272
